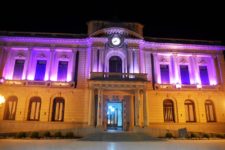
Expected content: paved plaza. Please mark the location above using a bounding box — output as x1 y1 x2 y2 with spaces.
0 139 225 150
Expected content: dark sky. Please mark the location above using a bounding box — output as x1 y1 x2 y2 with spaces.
0 1 224 45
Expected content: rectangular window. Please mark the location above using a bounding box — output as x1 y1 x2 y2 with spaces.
180 65 190 84
199 66 209 85
57 61 68 81
13 59 25 80
160 64 170 84
34 60 47 81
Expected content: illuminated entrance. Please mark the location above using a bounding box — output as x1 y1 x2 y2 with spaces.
107 102 123 130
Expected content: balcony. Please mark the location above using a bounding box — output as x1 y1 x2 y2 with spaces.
155 83 220 90
90 72 148 81
1 79 75 88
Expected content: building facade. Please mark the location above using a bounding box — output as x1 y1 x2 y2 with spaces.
0 20 225 136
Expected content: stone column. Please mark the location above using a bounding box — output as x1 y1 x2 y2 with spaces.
133 50 139 73
129 49 133 73
143 90 148 127
0 47 8 78
97 89 103 127
134 89 140 126
25 47 32 79
48 48 55 81
71 49 77 82
171 54 179 84
191 56 201 84
88 88 95 126
153 53 160 83
213 56 220 84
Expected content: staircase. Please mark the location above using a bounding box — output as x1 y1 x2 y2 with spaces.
80 132 161 141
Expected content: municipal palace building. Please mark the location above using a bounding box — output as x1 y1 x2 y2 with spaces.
0 20 225 136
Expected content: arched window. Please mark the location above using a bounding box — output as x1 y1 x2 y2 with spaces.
184 100 196 122
52 97 65 122
27 97 41 121
163 100 175 122
205 100 216 122
4 96 18 120
109 56 122 73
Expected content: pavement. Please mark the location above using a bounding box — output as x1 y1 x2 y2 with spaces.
80 132 162 141
0 139 225 150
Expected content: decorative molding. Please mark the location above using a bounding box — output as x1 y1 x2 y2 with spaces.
179 57 188 63
16 52 25 58
38 53 46 58
159 56 168 63
60 54 69 59
198 58 207 64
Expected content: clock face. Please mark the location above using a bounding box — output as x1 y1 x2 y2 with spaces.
111 37 121 46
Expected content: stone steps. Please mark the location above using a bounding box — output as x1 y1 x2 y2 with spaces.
80 132 161 141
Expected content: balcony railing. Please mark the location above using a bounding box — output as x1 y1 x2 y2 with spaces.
90 72 148 81
1 79 75 88
155 83 220 90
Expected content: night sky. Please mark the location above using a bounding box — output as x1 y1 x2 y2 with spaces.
0 1 224 45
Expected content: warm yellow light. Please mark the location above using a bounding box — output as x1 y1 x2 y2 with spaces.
0 95 5 105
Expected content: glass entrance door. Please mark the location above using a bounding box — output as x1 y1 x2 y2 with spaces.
107 102 123 130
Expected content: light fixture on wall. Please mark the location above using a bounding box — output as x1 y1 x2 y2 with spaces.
196 83 202 89
0 95 5 106
0 78 4 83
175 83 181 89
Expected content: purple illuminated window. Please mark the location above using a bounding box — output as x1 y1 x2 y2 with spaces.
13 59 25 80
34 60 46 81
180 65 190 84
57 61 68 81
199 66 209 85
160 64 170 84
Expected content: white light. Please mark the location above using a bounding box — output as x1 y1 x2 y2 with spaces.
111 107 115 112
197 84 202 89
0 95 5 105
111 37 121 46
176 83 181 88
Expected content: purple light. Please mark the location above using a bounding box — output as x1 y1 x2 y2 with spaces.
144 42 225 51
1 35 224 84
0 78 4 83
0 36 88 45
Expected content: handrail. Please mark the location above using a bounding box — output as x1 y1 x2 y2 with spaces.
90 72 147 81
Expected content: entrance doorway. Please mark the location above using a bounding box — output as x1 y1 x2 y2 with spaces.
106 102 123 130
